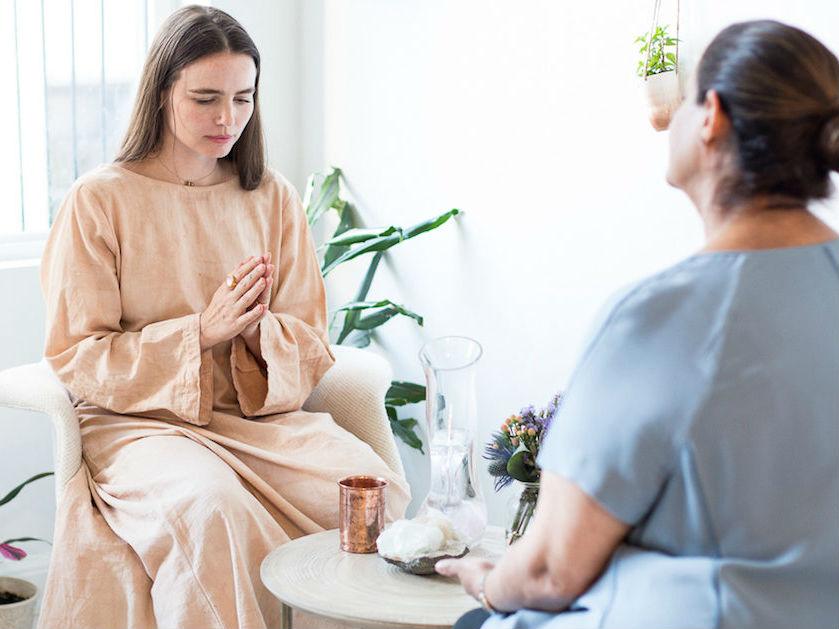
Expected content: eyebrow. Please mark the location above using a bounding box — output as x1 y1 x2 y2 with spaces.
188 88 255 95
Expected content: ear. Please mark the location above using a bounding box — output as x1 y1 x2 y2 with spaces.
700 89 730 145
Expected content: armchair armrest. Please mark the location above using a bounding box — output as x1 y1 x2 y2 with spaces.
0 360 82 503
304 345 406 479
0 347 407 504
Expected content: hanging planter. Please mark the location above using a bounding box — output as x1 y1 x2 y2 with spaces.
645 68 681 131
636 0 682 131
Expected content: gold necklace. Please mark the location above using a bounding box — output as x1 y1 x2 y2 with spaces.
157 155 218 186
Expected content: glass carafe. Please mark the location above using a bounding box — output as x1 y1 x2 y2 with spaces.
417 336 487 546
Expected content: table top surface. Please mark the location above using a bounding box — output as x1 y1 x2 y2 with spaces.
260 526 505 629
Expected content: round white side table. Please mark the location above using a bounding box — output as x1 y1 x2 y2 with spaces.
261 526 505 629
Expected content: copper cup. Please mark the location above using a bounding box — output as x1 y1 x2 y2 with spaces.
338 475 387 553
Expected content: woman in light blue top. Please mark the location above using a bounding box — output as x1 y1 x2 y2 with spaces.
438 20 839 629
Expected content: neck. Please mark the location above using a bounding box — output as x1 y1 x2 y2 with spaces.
686 181 837 251
155 133 224 185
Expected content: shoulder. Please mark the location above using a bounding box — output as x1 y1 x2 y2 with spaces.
46 166 121 251
550 256 749 455
594 254 747 349
72 163 133 197
57 164 144 220
258 168 309 225
54 164 129 222
566 255 748 419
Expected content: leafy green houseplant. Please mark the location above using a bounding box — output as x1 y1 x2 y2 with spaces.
304 168 460 453
635 25 678 78
635 24 682 131
1 472 53 564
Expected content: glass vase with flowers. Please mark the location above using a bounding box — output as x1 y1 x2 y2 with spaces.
483 393 561 545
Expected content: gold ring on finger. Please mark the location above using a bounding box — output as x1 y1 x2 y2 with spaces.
225 273 239 289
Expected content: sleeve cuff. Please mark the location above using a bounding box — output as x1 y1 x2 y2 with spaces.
181 313 214 426
230 315 335 417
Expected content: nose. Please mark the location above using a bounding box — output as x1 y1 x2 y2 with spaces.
216 100 234 128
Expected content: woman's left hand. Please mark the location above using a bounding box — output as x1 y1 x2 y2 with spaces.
241 252 274 338
435 557 495 600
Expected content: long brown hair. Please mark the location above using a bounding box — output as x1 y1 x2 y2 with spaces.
115 5 265 190
696 20 839 207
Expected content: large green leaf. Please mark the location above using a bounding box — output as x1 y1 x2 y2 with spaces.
354 305 423 330
321 232 404 276
335 252 385 345
323 226 399 248
335 300 422 328
1 537 51 545
322 201 356 269
403 208 460 240
506 444 539 483
335 299 392 312
352 307 400 331
0 472 54 507
386 381 426 407
355 251 383 302
305 168 342 226
386 406 424 453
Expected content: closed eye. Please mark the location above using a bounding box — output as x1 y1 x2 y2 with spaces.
193 98 252 105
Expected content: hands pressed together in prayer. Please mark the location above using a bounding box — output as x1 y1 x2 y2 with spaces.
198 253 275 352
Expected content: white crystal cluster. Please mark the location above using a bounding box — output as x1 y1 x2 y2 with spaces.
376 512 466 561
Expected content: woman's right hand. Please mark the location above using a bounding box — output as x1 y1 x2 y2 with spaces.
199 257 269 351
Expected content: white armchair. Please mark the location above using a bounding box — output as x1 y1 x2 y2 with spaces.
0 345 405 504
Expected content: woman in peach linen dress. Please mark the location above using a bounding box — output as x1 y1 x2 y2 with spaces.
35 6 410 629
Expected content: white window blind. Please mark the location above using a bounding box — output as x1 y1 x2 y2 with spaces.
0 0 179 260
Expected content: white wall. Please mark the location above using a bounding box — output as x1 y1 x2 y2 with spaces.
310 0 839 523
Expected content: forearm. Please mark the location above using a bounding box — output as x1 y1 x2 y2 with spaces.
46 313 214 425
484 537 575 613
485 474 629 613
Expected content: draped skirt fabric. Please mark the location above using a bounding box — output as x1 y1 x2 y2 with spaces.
36 405 411 629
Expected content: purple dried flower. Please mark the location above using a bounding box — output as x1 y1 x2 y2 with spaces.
485 391 563 492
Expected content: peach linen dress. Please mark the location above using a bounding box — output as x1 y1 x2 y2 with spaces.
35 163 411 629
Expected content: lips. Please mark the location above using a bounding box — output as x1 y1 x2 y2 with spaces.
207 135 234 143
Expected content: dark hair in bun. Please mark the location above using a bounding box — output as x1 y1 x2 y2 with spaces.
696 20 839 206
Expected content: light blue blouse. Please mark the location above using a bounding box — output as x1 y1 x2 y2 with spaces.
485 239 839 629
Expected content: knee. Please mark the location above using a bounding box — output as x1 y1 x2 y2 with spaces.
165 473 256 524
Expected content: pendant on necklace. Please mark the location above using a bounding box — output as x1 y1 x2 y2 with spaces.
184 180 194 187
